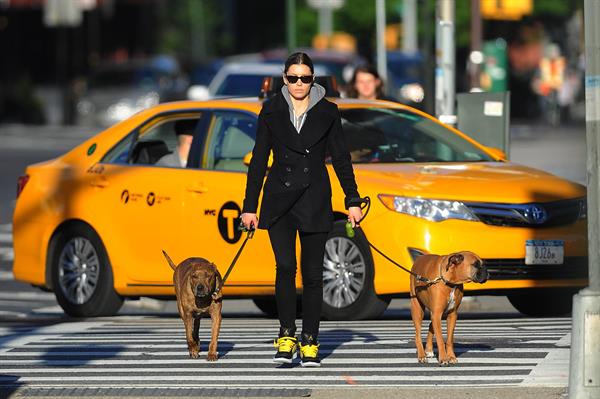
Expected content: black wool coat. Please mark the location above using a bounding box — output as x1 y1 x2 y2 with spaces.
242 92 362 232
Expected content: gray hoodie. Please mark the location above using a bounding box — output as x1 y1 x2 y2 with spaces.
280 82 326 133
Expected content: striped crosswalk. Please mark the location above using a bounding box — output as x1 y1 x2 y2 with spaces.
0 316 571 390
0 223 13 266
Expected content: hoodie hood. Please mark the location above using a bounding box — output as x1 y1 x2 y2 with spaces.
281 82 326 131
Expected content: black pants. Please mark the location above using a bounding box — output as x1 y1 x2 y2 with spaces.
267 212 328 336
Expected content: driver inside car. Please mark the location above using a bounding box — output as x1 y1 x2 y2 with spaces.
156 119 196 168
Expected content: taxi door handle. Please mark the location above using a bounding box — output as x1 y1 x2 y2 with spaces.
90 178 109 188
186 183 208 194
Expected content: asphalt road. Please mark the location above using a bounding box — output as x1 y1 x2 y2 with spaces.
0 121 585 398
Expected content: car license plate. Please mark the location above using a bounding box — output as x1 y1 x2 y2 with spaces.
525 240 564 265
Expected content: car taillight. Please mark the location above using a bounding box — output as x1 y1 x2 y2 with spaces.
17 175 29 198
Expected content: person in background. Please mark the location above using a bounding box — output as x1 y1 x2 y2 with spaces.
347 65 397 102
156 119 196 167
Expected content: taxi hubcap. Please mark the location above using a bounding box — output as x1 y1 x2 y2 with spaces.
58 237 100 305
323 237 366 308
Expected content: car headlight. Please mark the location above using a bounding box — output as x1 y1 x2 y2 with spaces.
136 92 160 109
399 83 424 103
106 101 135 121
378 194 479 222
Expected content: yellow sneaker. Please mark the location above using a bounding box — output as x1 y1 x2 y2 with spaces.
273 336 298 364
299 334 321 367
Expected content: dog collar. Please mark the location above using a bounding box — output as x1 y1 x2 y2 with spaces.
436 261 471 287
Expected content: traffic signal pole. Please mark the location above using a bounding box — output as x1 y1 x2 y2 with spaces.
569 1 600 398
375 0 387 84
435 0 455 125
286 0 297 52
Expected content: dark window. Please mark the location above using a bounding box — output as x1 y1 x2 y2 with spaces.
215 75 268 96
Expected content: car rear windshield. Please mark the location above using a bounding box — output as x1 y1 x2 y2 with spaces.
339 108 494 163
215 75 267 96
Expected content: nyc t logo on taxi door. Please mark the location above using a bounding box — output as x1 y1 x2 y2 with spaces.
218 201 242 243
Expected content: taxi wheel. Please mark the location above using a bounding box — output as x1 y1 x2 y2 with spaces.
507 288 576 317
50 224 123 317
321 221 390 320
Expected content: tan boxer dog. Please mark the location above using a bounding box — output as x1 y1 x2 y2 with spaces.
162 250 223 361
409 251 488 366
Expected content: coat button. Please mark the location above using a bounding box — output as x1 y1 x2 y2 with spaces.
305 149 310 153
303 167 309 173
286 166 292 172
284 181 291 187
284 154 289 159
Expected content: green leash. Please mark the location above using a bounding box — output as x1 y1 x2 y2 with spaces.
344 196 435 284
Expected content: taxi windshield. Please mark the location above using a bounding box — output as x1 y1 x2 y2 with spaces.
339 108 494 164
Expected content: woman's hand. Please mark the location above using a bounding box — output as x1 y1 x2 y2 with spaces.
347 206 363 228
240 212 258 230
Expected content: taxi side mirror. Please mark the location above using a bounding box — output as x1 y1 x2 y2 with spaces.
485 146 507 161
243 151 273 168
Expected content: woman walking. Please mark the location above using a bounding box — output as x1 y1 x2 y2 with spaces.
240 52 363 367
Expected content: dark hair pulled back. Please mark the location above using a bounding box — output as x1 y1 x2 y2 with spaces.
284 52 315 74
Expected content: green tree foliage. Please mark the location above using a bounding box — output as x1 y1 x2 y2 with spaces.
157 0 232 60
295 0 404 48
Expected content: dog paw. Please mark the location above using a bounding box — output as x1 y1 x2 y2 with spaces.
189 351 200 359
417 357 428 364
448 356 458 364
425 351 435 358
206 352 218 361
438 359 450 367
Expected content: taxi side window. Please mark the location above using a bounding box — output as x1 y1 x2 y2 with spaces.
102 131 136 164
130 121 182 166
101 116 200 168
204 111 256 172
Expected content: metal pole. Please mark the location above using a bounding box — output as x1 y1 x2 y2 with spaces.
287 0 296 52
583 0 600 294
376 0 387 84
422 0 435 115
435 0 455 124
402 0 417 54
569 1 600 398
469 0 482 90
318 6 333 36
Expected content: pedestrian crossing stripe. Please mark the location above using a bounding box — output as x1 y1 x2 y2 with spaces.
0 318 571 389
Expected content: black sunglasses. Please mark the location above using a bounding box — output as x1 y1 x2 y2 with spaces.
285 75 314 84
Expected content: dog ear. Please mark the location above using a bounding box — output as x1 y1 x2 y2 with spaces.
447 253 464 270
212 266 223 300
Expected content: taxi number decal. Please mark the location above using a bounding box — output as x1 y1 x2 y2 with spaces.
86 164 104 174
218 201 242 244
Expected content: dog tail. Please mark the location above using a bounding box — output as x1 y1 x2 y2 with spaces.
162 250 177 271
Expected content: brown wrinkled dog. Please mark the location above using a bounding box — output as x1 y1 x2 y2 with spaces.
162 250 223 361
409 251 488 366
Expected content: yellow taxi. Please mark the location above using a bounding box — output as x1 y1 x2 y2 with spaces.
12 81 587 319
